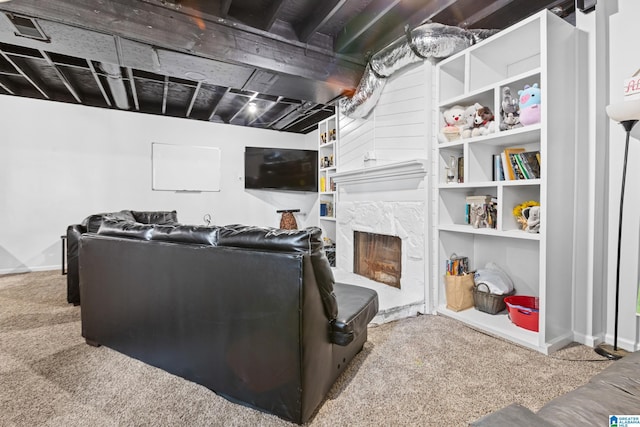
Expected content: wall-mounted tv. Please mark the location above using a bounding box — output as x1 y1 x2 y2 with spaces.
245 146 318 192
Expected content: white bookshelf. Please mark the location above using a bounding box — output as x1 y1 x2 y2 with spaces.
317 115 338 262
434 10 579 354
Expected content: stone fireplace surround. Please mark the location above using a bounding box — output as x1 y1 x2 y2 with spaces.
332 160 430 323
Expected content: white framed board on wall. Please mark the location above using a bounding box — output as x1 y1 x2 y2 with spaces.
152 142 221 192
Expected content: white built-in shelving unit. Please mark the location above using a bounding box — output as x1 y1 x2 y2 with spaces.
317 115 338 260
434 10 579 354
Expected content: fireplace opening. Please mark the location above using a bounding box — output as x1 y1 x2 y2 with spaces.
353 231 402 288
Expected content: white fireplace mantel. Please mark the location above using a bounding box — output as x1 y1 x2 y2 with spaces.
332 159 428 192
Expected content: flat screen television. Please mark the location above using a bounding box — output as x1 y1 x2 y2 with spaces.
244 146 318 192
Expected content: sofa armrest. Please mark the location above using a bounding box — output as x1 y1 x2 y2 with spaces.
330 283 378 346
471 403 554 427
66 224 86 305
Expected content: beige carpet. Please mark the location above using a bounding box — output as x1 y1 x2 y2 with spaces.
0 271 611 426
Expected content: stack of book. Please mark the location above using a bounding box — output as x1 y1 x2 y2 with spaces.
493 148 541 181
445 255 469 276
465 195 498 229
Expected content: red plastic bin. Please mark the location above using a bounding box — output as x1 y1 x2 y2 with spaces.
504 296 539 332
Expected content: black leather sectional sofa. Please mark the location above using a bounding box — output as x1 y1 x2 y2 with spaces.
77 219 379 424
66 210 179 304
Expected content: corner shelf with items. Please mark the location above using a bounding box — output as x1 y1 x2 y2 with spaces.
317 115 338 266
433 10 579 354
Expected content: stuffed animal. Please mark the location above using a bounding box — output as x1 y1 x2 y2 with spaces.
461 103 482 138
471 106 495 137
502 113 520 129
441 105 465 141
500 86 522 130
523 205 540 233
518 83 541 126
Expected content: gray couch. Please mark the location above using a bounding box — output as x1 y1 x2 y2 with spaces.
472 350 640 426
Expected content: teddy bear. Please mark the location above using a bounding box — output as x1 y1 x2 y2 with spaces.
461 103 482 138
441 105 465 141
499 86 522 131
518 83 541 126
471 106 495 137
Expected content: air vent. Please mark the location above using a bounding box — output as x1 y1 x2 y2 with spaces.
5 13 50 42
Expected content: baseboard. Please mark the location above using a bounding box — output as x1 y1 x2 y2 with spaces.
572 331 600 348
371 302 424 325
600 332 640 352
0 265 59 275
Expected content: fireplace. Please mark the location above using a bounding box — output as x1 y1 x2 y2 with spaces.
332 159 430 323
354 231 402 288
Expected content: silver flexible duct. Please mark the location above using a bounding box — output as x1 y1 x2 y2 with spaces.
339 23 498 118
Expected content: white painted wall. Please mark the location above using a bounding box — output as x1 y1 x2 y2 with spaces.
0 95 317 274
604 0 640 351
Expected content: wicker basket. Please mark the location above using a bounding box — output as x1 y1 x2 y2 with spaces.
473 283 515 314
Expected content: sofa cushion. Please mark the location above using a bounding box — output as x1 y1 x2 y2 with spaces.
82 210 136 233
97 219 155 240
132 210 178 225
331 282 379 346
151 224 219 246
217 225 323 254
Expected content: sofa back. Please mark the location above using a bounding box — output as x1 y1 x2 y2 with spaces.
95 220 338 320
79 232 335 423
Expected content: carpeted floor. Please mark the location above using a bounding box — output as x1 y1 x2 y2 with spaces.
0 271 611 426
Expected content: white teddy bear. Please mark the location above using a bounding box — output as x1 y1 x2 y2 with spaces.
441 105 465 142
461 103 482 138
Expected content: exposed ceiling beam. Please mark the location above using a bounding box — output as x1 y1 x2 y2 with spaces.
262 0 287 32
220 0 232 18
0 77 15 95
247 96 281 126
162 75 169 114
458 0 517 27
126 67 140 111
39 49 81 103
186 80 202 118
229 91 257 122
208 87 230 121
354 0 461 55
334 0 401 53
0 0 363 97
296 0 347 43
0 49 48 99
87 60 112 107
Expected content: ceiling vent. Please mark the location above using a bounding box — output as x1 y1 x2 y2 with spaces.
5 13 49 42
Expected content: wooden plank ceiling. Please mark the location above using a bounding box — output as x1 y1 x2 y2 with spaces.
0 0 575 134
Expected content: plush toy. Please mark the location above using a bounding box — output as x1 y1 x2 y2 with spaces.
500 86 522 130
471 106 495 137
461 103 482 138
523 205 540 233
518 83 541 126
441 105 465 141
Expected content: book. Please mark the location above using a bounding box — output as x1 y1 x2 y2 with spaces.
493 154 505 181
519 151 541 179
457 156 464 183
503 147 525 180
466 195 496 205
511 153 528 179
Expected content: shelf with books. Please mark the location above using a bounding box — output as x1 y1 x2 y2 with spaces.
317 115 338 252
434 10 579 354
